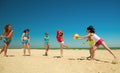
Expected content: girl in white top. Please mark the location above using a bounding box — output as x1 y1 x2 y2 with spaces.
78 26 116 60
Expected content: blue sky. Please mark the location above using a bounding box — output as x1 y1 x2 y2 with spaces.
0 0 120 48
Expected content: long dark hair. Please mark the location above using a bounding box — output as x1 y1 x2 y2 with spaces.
56 30 63 36
5 24 11 33
23 29 30 33
87 25 95 33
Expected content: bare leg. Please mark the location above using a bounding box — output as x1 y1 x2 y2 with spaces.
63 44 68 48
101 41 116 58
45 45 47 53
60 44 63 57
0 45 5 54
47 45 49 52
87 47 93 59
44 45 47 55
43 45 49 56
90 45 98 60
44 44 46 52
23 44 27 56
27 44 31 56
46 45 49 54
87 46 94 59
4 43 8 57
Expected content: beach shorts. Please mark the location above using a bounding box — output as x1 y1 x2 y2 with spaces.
95 39 103 46
59 41 64 45
3 38 11 44
23 40 28 44
45 42 49 45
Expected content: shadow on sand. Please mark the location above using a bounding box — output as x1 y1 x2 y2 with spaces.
94 59 110 63
53 56 62 58
7 55 15 57
68 57 111 63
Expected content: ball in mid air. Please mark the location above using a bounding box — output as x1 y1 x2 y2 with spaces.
73 34 79 40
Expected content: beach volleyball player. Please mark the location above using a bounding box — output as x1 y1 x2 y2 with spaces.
56 30 68 57
78 26 116 60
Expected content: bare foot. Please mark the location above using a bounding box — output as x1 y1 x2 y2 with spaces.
86 56 91 60
28 54 31 56
60 56 63 58
23 54 26 56
90 58 95 61
4 55 8 57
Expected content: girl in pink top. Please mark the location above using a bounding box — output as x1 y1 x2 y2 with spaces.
78 26 116 60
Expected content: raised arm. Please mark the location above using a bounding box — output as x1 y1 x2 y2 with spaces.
6 30 13 39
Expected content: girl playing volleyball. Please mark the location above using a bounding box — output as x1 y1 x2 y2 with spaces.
56 30 68 57
22 29 31 56
78 26 116 60
0 24 13 57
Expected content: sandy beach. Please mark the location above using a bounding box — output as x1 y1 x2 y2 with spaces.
0 49 120 73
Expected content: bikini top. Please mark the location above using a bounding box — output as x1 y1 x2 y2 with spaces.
22 33 30 40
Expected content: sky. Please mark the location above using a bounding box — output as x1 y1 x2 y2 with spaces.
0 0 120 48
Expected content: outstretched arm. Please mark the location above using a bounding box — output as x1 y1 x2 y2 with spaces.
78 34 91 40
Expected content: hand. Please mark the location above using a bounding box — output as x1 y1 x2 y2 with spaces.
1 35 6 38
11 30 13 32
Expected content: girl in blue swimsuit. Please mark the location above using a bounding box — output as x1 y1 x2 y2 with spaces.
22 29 31 56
